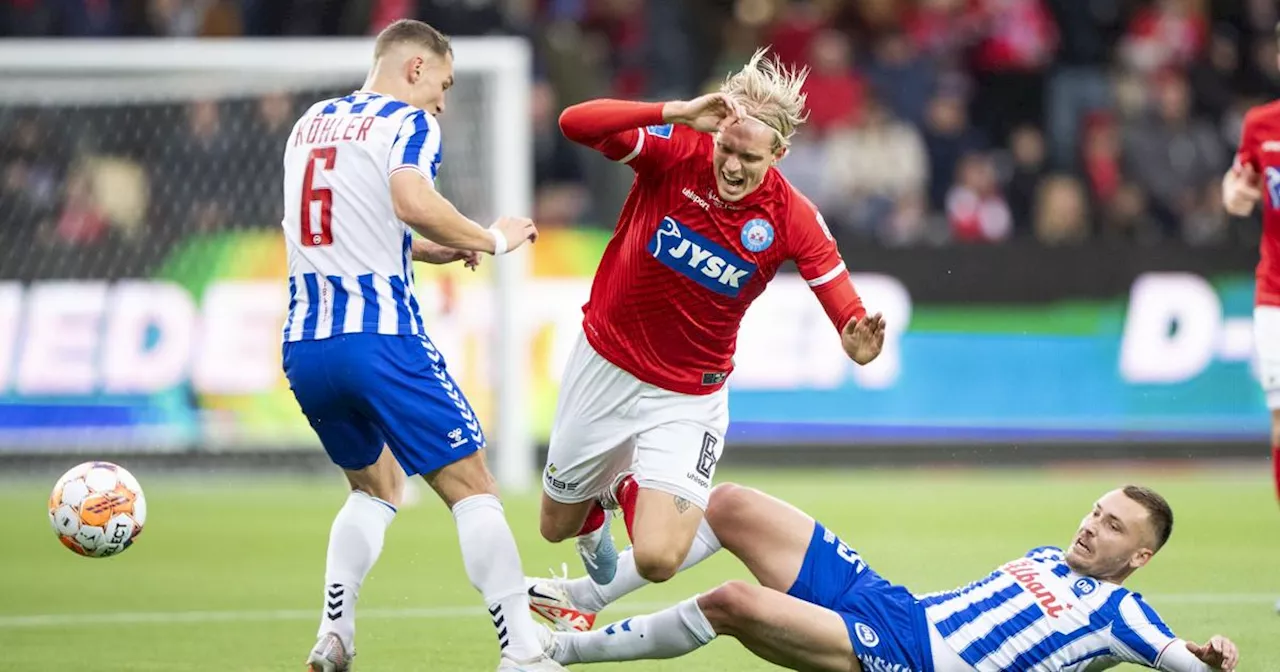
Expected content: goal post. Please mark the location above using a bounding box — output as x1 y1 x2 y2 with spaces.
0 37 536 492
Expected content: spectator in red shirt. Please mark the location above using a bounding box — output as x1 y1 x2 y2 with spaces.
801 29 866 136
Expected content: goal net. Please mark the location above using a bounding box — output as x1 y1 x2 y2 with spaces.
0 38 535 491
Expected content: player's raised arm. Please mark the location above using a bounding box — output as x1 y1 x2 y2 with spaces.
558 95 740 171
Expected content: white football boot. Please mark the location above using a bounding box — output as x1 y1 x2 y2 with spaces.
526 565 598 633
305 632 353 672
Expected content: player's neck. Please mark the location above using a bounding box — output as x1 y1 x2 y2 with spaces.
360 74 410 104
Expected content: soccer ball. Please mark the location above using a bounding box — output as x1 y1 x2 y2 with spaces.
48 461 147 558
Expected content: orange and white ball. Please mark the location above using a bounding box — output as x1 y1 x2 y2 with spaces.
48 462 147 558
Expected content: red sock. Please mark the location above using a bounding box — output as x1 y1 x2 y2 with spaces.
1272 446 1279 503
615 474 640 542
575 501 606 537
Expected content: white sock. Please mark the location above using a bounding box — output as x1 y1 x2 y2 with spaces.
452 494 543 661
554 596 716 664
318 490 397 650
566 517 721 613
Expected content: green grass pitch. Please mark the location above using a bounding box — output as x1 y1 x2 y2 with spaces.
1 465 1276 671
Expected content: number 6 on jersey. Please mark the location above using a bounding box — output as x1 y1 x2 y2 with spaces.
301 146 337 247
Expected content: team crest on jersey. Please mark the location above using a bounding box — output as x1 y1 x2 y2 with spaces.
1267 167 1280 209
854 622 880 648
1072 577 1098 597
650 216 757 298
741 218 774 252
645 124 673 139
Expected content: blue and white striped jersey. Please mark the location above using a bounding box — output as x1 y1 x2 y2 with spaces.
280 91 442 342
920 547 1180 671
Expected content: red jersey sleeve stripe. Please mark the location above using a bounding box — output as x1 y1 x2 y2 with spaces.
806 261 848 287
618 130 645 164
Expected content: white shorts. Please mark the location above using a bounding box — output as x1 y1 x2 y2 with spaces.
542 331 729 510
1255 306 1280 409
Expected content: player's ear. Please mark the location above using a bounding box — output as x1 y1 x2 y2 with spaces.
407 55 424 84
1129 547 1154 571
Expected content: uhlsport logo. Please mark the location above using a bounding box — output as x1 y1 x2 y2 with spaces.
741 218 774 252
854 622 880 648
650 216 757 297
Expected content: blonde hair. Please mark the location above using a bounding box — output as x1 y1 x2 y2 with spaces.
719 47 810 151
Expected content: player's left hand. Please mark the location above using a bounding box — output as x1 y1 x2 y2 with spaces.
1186 636 1239 671
842 312 885 365
663 93 745 134
413 240 481 270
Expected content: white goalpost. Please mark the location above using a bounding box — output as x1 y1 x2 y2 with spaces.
0 38 536 492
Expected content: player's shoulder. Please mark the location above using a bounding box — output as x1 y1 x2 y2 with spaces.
772 173 834 237
1024 545 1065 560
647 122 707 157
1243 99 1280 128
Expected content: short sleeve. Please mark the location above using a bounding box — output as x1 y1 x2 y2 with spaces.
1111 594 1179 668
389 110 443 184
788 194 865 330
790 198 846 289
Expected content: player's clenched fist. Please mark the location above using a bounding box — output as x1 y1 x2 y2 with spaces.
841 312 885 365
1221 164 1262 217
662 93 745 134
1186 636 1240 671
489 216 538 255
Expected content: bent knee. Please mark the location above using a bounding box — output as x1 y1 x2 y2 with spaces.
633 544 685 583
539 499 584 543
697 581 759 634
706 482 758 530
539 515 576 543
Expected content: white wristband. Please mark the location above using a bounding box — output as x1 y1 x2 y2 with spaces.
489 226 508 255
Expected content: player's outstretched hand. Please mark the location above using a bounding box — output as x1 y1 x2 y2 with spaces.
1222 164 1261 216
490 216 538 254
412 240 481 271
841 312 885 365
663 93 745 134
1186 636 1239 671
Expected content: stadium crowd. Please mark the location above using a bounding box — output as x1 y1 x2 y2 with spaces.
1 0 1278 258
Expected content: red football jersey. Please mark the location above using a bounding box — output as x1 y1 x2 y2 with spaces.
560 100 866 395
1235 100 1280 307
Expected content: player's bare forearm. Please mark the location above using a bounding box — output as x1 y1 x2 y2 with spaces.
411 238 441 262
390 171 496 254
411 238 475 267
